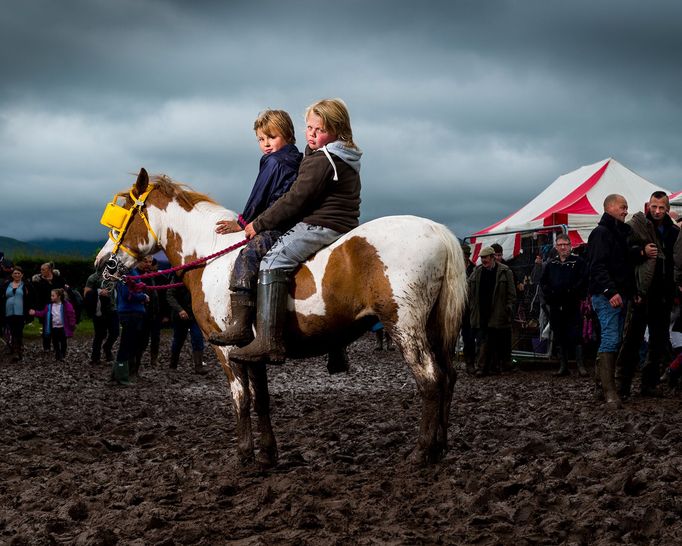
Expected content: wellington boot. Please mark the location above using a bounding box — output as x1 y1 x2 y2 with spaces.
193 350 208 375
553 356 570 377
230 270 289 365
129 355 141 381
169 351 180 370
209 292 255 347
576 345 588 377
112 360 131 386
598 352 622 409
327 346 349 375
593 354 604 401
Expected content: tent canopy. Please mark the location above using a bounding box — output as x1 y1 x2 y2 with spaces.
468 158 670 262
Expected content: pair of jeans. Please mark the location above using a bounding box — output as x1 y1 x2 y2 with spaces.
260 222 343 273
171 319 205 353
591 294 628 353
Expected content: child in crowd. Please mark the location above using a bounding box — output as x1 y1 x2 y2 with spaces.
209 109 302 347
30 288 77 361
229 98 362 365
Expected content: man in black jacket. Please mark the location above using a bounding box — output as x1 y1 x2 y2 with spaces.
541 233 587 377
619 191 679 397
587 194 637 409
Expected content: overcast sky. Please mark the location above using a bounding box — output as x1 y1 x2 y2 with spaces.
1 0 681 244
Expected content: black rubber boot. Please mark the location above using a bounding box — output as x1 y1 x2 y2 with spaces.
229 270 289 365
209 292 256 347
193 350 207 375
327 346 349 374
169 351 180 370
553 351 570 376
576 345 588 377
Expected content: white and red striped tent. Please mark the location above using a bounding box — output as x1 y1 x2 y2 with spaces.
468 158 670 262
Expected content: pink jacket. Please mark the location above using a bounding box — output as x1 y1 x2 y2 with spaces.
33 301 77 338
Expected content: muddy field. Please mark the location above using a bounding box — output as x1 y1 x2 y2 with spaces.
1 332 681 545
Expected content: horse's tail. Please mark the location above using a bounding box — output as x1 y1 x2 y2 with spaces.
430 222 468 359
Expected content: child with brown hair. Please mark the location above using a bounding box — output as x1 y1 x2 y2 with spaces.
210 109 302 347
30 288 77 361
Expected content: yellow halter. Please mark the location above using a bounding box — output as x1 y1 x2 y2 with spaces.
99 185 159 258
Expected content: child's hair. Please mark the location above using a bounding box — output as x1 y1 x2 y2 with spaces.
305 98 358 149
52 288 66 302
253 110 296 144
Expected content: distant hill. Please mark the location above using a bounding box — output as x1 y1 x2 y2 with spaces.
0 236 104 260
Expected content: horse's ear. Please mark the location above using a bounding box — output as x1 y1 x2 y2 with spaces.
135 168 149 194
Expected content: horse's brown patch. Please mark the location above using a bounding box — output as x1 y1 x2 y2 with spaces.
291 265 316 301
293 236 398 335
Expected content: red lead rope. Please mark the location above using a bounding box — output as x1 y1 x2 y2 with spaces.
124 215 249 292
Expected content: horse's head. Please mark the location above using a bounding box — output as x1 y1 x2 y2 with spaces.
95 168 161 280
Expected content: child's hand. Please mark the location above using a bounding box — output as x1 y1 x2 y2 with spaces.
29 309 35 316
215 220 242 234
244 223 256 239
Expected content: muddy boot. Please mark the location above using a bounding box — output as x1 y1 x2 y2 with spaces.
129 355 141 381
327 346 349 374
10 344 22 363
230 270 289 365
599 352 622 409
209 292 255 347
575 345 588 377
640 358 662 397
169 351 180 370
475 341 489 377
374 330 383 351
465 357 476 375
553 351 570 377
593 353 604 401
112 360 131 385
193 350 207 375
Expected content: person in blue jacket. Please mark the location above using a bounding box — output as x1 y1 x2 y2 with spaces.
112 262 150 385
210 109 302 347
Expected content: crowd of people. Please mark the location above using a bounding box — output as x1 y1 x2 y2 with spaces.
462 191 682 406
0 254 206 381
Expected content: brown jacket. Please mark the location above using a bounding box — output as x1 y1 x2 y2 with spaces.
253 145 361 234
467 262 516 329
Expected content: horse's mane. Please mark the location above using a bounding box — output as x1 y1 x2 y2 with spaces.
150 174 218 208
117 174 218 209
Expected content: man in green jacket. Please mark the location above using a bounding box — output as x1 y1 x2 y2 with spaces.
468 246 517 376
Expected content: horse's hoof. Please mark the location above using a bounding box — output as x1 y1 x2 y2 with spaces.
256 450 278 469
407 446 443 466
237 450 255 466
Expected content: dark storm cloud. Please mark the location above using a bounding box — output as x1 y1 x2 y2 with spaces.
1 0 681 242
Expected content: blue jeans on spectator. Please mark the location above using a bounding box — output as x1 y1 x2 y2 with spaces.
172 319 205 354
591 294 628 353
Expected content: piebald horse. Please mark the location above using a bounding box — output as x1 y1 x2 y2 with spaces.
95 168 468 466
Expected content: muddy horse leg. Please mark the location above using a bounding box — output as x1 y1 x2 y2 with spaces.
400 337 446 465
435 347 457 456
248 361 278 467
228 359 255 464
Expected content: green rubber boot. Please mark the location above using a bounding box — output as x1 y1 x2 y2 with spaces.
112 360 131 386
